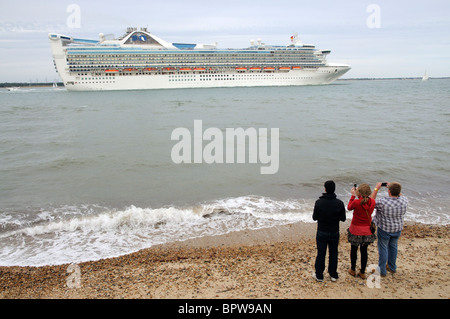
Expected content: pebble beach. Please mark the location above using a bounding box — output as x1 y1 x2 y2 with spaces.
0 221 448 299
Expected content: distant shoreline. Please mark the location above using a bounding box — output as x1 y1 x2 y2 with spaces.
1 77 448 88
0 82 63 88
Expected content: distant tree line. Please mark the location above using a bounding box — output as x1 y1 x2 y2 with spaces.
0 82 63 88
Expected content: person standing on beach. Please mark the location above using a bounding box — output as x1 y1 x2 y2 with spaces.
312 180 346 282
347 184 377 279
371 182 408 276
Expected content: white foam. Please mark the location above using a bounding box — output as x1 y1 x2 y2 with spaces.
210 195 314 223
0 195 447 266
0 196 315 266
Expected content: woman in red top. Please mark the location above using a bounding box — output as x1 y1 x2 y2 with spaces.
347 184 376 279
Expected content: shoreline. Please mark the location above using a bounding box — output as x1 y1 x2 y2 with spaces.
0 221 448 299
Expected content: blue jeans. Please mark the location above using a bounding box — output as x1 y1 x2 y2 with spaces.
377 227 401 275
315 230 340 280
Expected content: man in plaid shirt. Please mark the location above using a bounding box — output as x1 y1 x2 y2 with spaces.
371 182 408 276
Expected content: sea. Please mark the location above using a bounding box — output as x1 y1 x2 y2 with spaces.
1 79 449 266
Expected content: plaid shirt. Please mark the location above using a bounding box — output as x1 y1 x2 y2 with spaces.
374 196 408 233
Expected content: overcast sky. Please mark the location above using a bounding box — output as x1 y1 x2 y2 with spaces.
0 0 449 82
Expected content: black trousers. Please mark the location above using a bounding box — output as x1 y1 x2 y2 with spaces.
350 244 368 273
315 230 340 280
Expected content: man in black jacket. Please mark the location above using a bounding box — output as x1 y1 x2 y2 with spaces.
312 180 346 282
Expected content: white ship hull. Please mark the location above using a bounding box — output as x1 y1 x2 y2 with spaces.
49 28 350 92
62 66 349 91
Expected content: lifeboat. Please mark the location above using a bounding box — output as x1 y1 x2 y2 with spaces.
279 67 291 71
162 67 176 72
145 67 158 71
292 66 302 70
235 67 247 71
105 69 119 73
179 68 192 71
263 67 275 72
194 67 206 71
124 68 138 72
250 67 261 71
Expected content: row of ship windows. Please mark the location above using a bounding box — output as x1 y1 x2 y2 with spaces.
75 78 315 84
67 57 320 62
68 52 318 59
67 56 322 64
68 64 324 72
167 78 316 82
67 57 319 62
68 52 316 55
68 60 321 66
80 77 115 81
74 69 321 77
75 75 313 84
71 68 322 75
77 81 116 84
169 76 314 82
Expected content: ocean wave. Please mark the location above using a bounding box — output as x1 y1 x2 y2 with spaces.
0 196 314 266
1 196 313 238
1 205 199 238
0 194 447 266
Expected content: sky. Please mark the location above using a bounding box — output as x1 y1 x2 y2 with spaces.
0 0 449 82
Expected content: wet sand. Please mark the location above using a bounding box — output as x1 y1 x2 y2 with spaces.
0 222 448 299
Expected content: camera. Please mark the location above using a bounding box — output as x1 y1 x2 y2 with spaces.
354 184 357 188
381 182 388 187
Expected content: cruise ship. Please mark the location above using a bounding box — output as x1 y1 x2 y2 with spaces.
48 27 350 91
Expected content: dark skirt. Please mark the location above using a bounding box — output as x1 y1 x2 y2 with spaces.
347 228 376 246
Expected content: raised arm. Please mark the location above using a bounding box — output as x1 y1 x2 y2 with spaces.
347 186 357 210
370 182 382 199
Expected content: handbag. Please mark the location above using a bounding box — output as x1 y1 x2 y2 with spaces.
364 208 376 234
